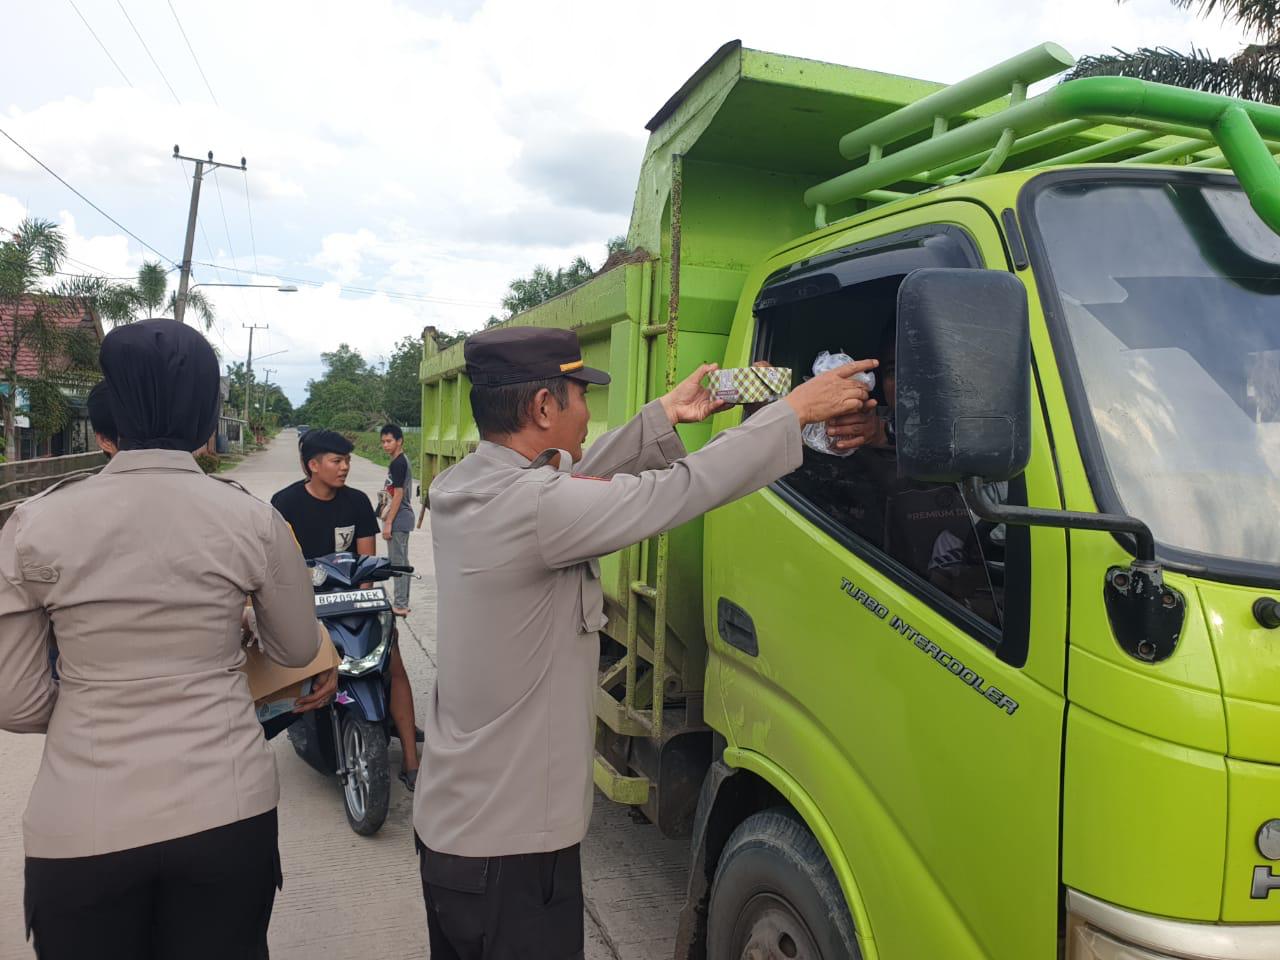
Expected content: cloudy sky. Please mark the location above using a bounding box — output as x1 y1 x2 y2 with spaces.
0 0 1251 403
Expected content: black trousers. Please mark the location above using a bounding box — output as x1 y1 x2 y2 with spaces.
418 837 585 960
25 809 281 960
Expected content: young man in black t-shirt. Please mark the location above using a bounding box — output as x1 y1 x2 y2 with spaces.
271 429 420 789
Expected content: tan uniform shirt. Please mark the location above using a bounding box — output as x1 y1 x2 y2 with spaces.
0 449 320 858
413 399 803 857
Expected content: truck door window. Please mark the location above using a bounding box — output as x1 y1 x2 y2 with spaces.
754 225 1030 652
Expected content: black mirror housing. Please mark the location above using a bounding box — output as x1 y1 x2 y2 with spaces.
895 268 1032 483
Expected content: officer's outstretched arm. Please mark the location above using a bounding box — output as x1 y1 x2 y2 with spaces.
0 521 56 733
537 400 802 570
251 510 324 668
575 399 687 479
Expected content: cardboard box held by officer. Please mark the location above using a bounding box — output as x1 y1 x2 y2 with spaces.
241 622 341 722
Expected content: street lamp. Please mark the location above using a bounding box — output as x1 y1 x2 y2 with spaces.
189 282 299 293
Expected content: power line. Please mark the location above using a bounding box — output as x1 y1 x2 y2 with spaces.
115 0 182 105
242 170 261 276
210 172 242 281
192 259 499 307
66 0 134 87
0 123 175 265
209 169 259 327
165 0 219 106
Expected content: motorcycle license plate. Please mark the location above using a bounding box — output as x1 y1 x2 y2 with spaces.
314 589 391 616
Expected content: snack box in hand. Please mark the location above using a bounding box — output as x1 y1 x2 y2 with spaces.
712 367 792 405
241 621 340 722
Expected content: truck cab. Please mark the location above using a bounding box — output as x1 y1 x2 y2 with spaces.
420 41 1280 960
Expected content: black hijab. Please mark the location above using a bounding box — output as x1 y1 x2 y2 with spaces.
99 319 221 452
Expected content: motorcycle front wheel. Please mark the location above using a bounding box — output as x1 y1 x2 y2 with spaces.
340 711 390 836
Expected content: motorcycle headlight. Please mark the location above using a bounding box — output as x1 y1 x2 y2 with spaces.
310 566 327 588
1066 889 1280 960
337 631 391 677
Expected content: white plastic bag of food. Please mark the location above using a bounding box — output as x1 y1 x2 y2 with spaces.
801 351 875 457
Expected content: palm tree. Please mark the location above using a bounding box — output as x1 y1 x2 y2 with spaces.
1069 1 1280 104
132 261 169 318
118 260 216 329
0 219 108 458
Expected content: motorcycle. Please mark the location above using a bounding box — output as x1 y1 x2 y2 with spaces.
286 551 413 835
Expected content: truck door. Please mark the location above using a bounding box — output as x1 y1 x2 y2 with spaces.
704 201 1068 959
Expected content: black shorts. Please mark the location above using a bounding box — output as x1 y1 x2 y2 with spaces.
418 837 584 960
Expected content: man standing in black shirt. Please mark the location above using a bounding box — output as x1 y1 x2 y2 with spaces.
271 429 421 789
378 424 414 616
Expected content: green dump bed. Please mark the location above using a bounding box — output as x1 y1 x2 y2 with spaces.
418 43 1007 724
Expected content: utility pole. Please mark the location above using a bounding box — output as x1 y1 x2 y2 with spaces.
172 146 247 324
260 368 276 417
242 323 268 428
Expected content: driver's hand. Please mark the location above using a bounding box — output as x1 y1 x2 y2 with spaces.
293 667 337 713
825 408 885 451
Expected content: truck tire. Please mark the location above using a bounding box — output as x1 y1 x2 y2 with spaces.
340 712 390 836
708 808 860 960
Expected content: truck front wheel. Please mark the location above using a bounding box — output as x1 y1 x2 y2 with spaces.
708 808 860 960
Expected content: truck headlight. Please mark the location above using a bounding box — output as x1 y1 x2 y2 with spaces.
337 632 391 677
1066 889 1280 960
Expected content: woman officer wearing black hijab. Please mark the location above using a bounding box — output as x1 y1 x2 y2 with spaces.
0 320 335 959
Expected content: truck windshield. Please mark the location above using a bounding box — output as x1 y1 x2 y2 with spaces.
1028 176 1280 570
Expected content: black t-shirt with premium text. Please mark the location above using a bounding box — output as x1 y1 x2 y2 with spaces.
270 480 379 560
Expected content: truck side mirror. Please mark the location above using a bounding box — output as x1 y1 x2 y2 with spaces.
895 267 1032 483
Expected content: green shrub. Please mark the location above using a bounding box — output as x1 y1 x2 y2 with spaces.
195 451 220 474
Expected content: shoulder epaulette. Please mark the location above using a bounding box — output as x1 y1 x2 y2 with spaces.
211 475 254 495
23 470 97 504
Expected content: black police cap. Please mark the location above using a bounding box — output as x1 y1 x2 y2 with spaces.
464 326 610 388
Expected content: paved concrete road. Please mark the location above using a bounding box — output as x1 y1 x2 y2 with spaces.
0 431 688 959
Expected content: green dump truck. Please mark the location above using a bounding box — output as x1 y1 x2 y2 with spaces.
420 41 1280 959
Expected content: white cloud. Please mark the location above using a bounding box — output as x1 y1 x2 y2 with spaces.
312 228 380 284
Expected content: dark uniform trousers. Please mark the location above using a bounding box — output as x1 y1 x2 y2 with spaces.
24 809 281 960
418 836 585 960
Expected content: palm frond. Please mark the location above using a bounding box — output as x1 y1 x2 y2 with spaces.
11 219 67 276
1067 44 1280 102
51 275 136 329
1172 0 1280 44
167 289 216 329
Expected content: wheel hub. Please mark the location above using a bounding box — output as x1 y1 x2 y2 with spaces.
734 893 821 960
342 719 370 820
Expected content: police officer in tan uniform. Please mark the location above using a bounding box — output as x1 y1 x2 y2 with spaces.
0 320 333 959
412 326 875 959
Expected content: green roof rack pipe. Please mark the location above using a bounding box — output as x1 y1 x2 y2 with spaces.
1031 129 1160 167
1187 140 1280 168
1091 114 1280 146
926 118 1096 180
1214 105 1280 232
836 42 1075 161
1123 138 1215 165
1190 153 1231 168
806 76 1280 234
